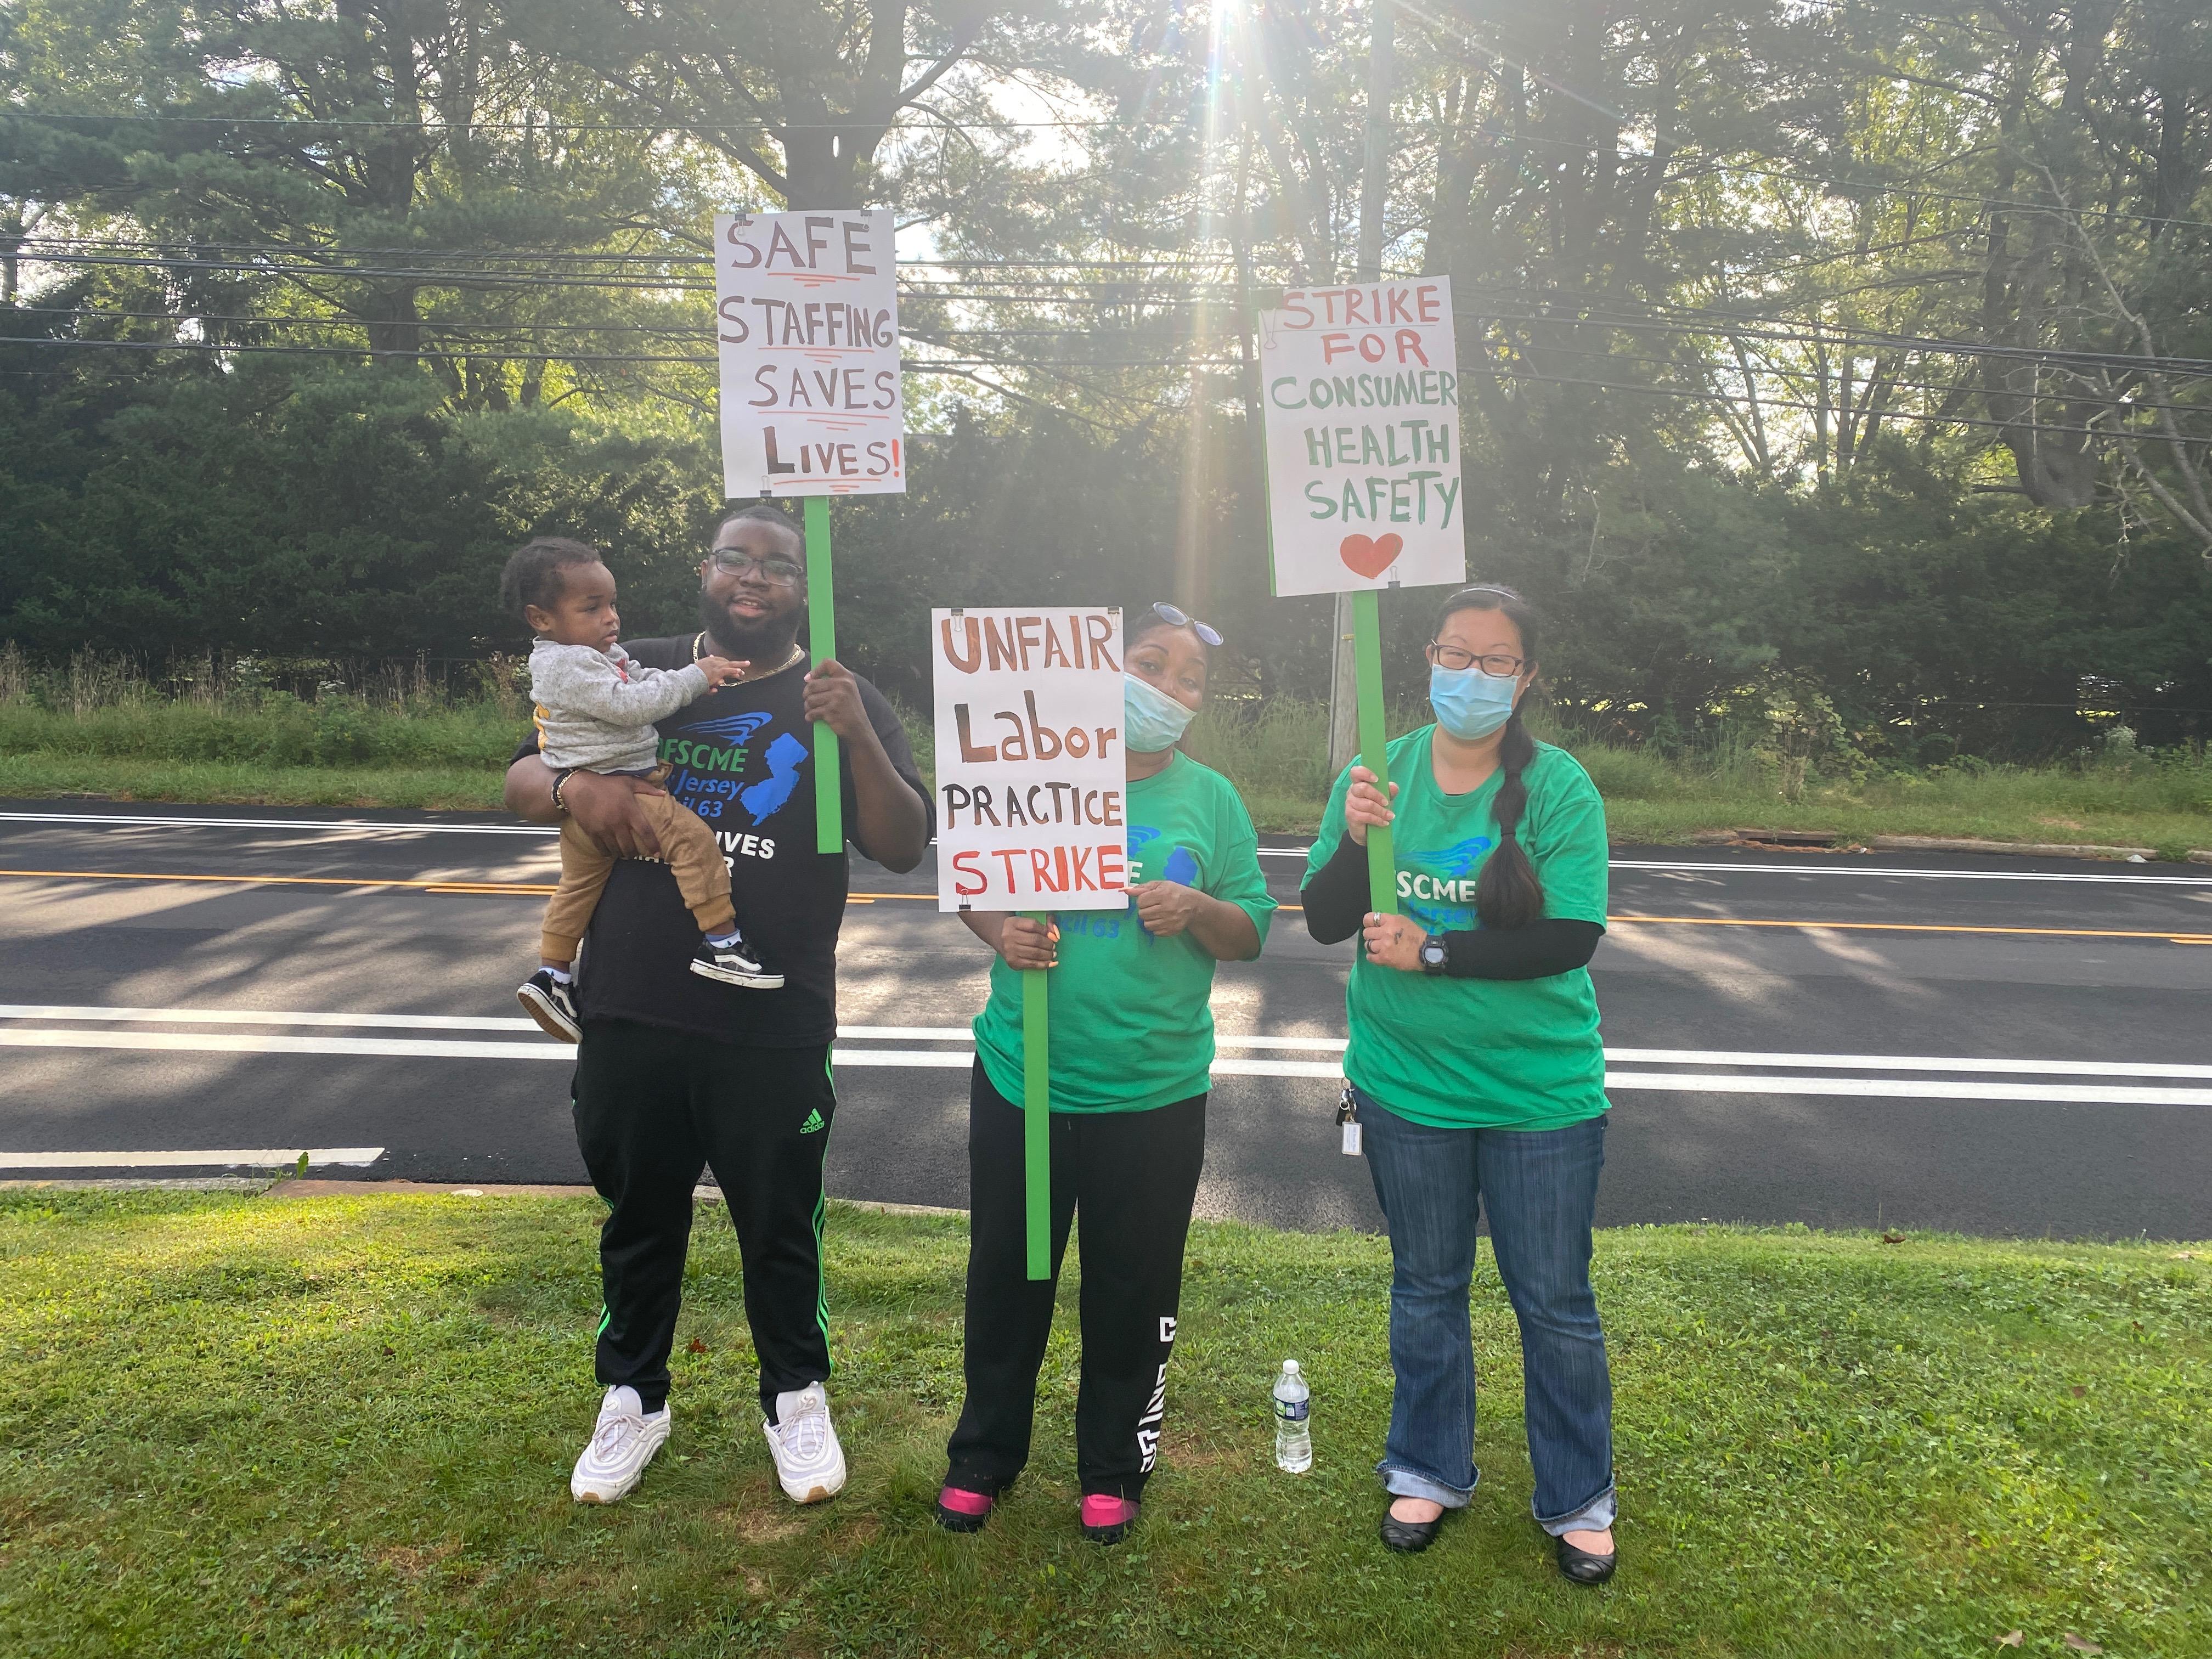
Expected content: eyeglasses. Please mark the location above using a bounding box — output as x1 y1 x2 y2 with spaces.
1150 602 1223 646
709 549 803 584
1427 643 1526 676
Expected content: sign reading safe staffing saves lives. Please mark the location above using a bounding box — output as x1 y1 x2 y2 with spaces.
715 208 905 498
931 607 1129 913
1259 275 1467 597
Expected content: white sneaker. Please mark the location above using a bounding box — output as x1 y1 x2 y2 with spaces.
763 1383 846 1503
570 1385 672 1504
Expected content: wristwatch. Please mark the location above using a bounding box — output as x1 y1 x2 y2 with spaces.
1419 932 1449 975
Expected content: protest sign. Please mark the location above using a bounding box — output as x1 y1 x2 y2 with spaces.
931 603 1127 1279
715 208 905 499
1256 278 1466 914
930 606 1130 913
1258 276 1466 598
714 207 906 853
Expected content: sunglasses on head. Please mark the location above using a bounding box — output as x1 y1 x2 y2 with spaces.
1149 602 1223 647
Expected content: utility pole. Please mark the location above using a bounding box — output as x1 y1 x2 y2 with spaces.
1327 0 1394 782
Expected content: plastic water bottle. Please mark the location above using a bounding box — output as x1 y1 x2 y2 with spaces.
1273 1359 1312 1473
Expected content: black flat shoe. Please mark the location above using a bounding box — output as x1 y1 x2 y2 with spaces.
1555 1534 1616 1584
1379 1506 1444 1553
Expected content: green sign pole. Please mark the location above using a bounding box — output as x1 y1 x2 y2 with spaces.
1022 914 1051 1280
804 495 842 855
1352 588 1397 914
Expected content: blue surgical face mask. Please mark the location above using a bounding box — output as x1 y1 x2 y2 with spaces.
1429 662 1520 741
1124 672 1198 754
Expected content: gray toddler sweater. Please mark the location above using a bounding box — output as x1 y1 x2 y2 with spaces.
529 639 709 772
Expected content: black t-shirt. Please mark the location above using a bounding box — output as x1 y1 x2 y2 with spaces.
515 635 928 1047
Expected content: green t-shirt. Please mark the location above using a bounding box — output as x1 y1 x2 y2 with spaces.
1304 728 1611 1131
973 752 1279 1113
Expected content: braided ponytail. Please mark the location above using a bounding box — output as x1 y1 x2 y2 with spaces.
1473 708 1544 929
1433 583 1547 930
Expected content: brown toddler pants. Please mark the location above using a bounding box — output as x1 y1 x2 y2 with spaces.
541 781 735 964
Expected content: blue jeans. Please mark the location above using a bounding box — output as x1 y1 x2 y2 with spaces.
1356 1090 1616 1536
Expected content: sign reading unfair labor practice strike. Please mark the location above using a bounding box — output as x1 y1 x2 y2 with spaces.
715 208 905 497
930 607 1129 913
1259 276 1467 597
932 606 1126 1283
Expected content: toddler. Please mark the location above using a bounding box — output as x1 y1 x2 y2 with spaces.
502 537 780 1043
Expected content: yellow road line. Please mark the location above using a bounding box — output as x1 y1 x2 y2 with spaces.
3 868 2207 944
0 867 556 896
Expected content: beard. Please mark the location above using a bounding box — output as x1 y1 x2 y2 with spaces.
698 588 803 665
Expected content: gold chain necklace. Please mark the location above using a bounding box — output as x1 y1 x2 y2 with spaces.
693 633 805 680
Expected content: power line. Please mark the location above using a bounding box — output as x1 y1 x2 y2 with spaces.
0 335 1216 371
12 330 2207 447
15 108 2212 232
3 111 1141 133
1465 359 2212 445
15 264 2212 382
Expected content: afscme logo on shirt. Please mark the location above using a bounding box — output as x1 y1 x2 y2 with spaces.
1396 834 1494 904
1399 869 1480 903
660 710 774 775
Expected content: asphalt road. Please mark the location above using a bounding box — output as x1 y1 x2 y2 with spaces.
3 800 2210 1239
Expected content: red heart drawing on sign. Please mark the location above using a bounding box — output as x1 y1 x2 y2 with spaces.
1339 532 1403 579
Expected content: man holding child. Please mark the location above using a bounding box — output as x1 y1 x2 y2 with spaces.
502 504 929 1508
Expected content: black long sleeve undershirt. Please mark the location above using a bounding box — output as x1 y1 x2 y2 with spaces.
1301 832 1377 944
1301 834 1603 980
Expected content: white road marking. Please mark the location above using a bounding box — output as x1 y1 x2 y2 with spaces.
1254 845 2212 884
3 1005 2209 1079
832 1050 973 1069
0 1147 383 1169
0 810 556 837
4 811 2202 885
3 1026 2210 1104
1600 1073 2212 1105
0 1029 573 1060
1606 859 2212 886
0 1003 544 1032
1603 1046 2212 1081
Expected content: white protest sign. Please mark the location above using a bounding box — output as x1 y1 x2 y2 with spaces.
1259 276 1466 597
930 607 1129 913
715 208 905 498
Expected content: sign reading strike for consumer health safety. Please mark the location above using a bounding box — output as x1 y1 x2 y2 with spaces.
1259 275 1467 597
715 208 905 499
930 606 1130 913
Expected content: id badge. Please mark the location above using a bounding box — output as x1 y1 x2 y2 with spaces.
1335 1083 1363 1156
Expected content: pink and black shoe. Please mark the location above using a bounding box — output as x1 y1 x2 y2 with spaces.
935 1485 995 1533
1080 1493 1140 1545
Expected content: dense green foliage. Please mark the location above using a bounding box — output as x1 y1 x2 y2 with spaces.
6 649 2208 848
2 2 2209 760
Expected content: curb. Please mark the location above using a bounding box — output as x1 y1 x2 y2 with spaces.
262 1180 968 1216
4 1177 974 1212
0 1177 272 1192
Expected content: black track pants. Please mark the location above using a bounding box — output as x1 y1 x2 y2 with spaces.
572 1018 836 1417
945 1063 1207 1501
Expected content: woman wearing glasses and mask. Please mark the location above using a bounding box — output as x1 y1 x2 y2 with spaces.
935 603 1277 1547
1300 584 1619 1585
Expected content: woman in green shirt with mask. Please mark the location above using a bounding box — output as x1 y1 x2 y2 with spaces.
934 605 1277 1547
1301 583 1618 1585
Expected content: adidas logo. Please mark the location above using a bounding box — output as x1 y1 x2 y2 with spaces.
799 1108 826 1135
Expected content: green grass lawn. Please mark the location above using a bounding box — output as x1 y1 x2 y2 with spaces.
0 753 508 812
4 687 2206 851
2 1190 2205 1657
6 749 2204 855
